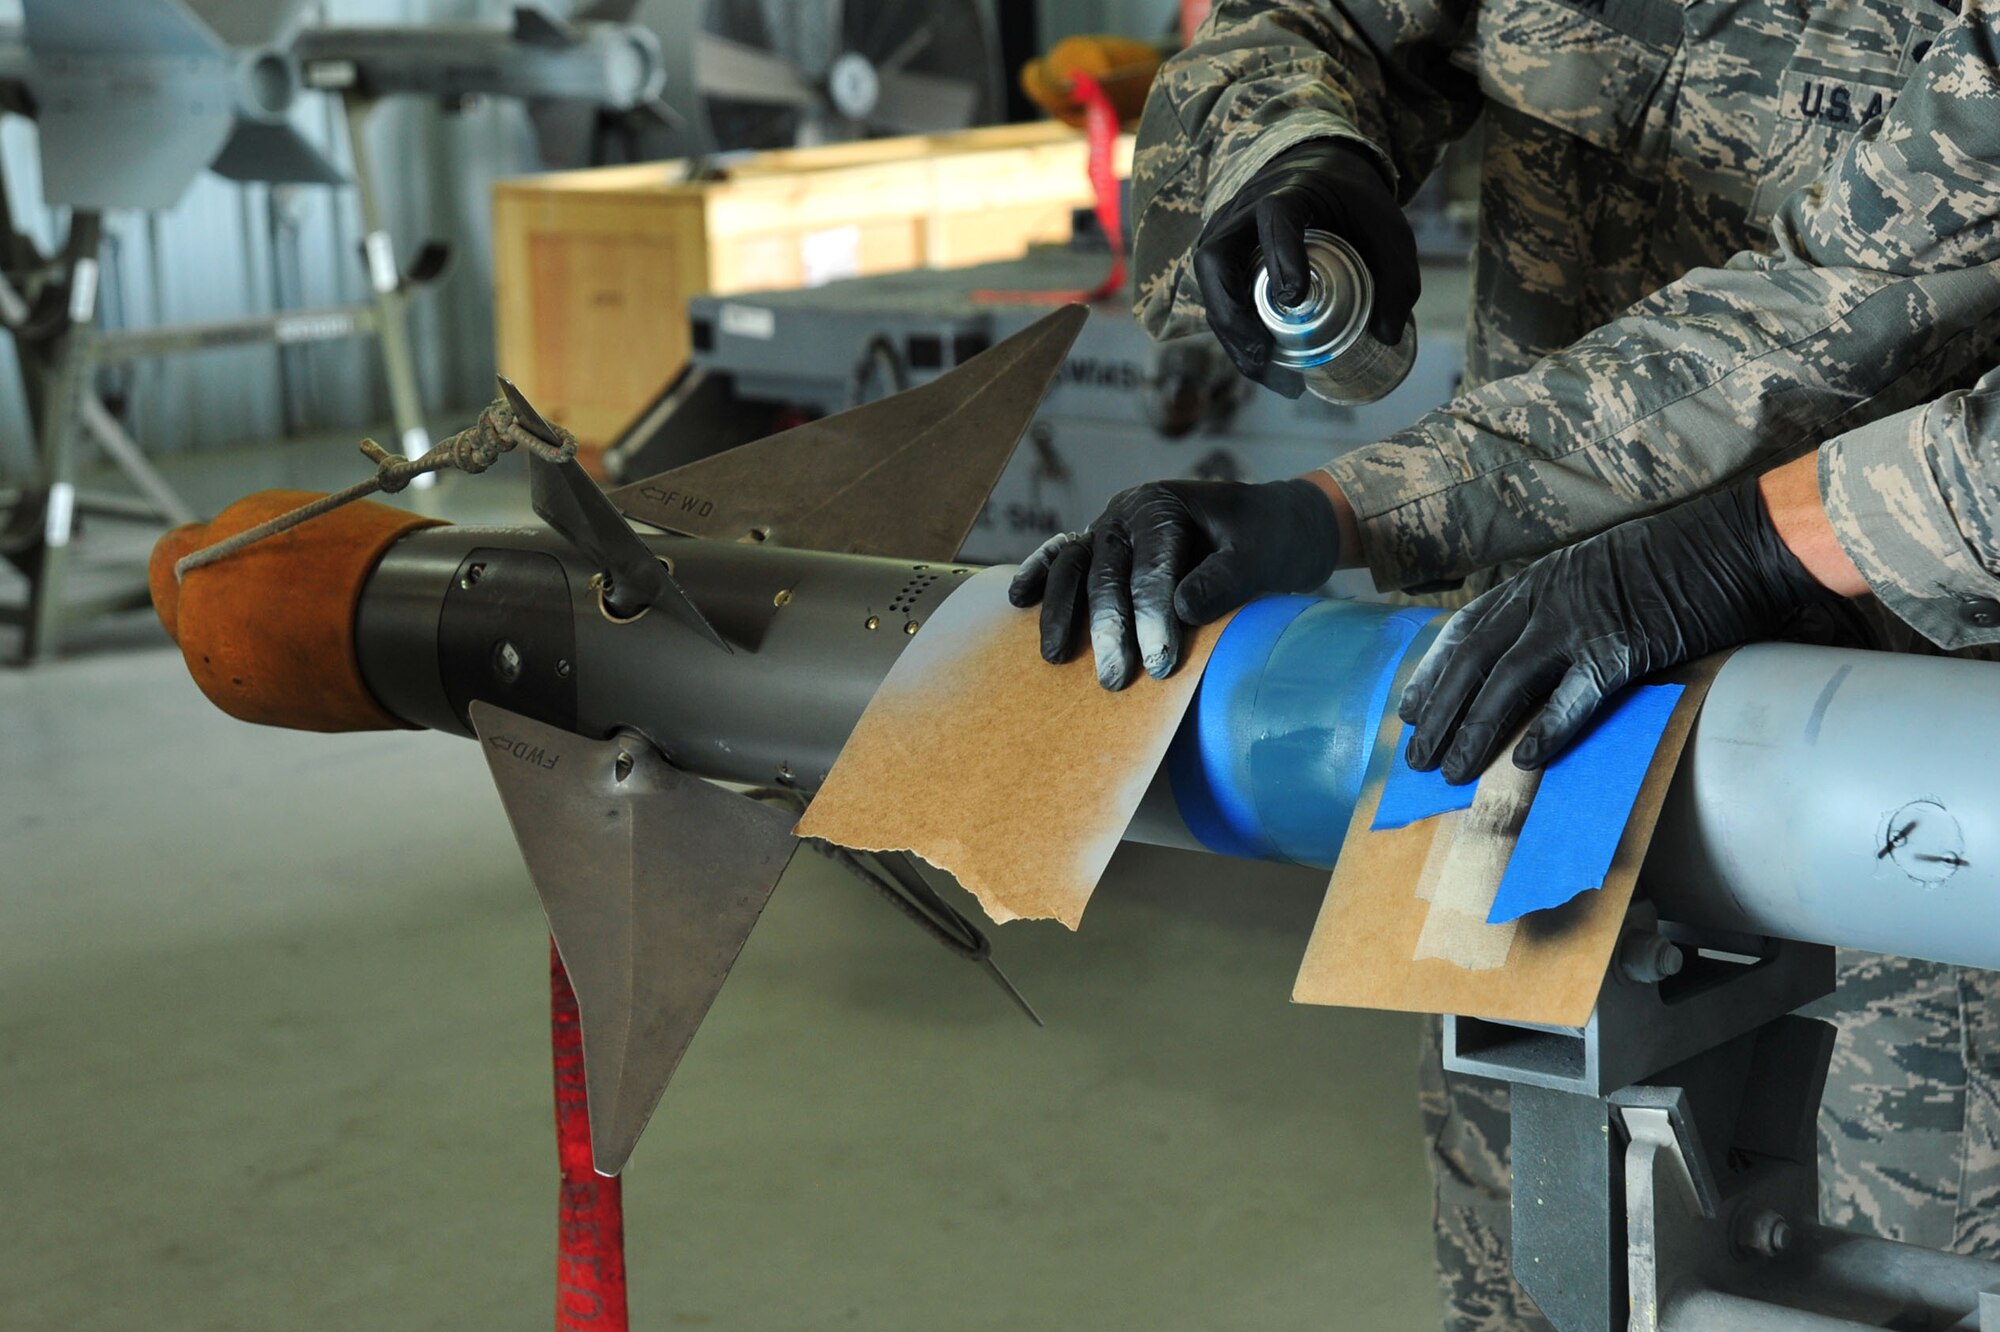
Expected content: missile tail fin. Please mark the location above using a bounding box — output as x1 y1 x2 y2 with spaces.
471 701 799 1176
502 377 730 652
608 303 1089 563
512 5 578 48
210 121 346 187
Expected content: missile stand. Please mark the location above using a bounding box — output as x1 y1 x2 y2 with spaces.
0 107 442 664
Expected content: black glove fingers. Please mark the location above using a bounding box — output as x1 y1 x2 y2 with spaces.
1037 538 1094 665
1009 531 1075 608
1397 596 1488 725
1403 600 1523 776
1128 504 1196 679
1513 659 1622 770
1086 524 1141 690
1254 193 1314 306
1172 545 1256 626
1437 641 1571 786
1192 221 1275 379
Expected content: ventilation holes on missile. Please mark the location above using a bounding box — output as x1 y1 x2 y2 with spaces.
886 569 943 623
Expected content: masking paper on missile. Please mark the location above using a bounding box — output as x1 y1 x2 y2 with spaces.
796 567 1230 928
1292 658 1725 1028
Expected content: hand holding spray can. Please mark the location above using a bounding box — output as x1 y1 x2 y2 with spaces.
1252 228 1416 405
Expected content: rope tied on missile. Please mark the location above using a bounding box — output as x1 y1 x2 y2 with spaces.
172 392 578 582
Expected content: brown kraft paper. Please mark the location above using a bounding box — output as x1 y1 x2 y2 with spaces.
1292 655 1729 1028
796 567 1231 928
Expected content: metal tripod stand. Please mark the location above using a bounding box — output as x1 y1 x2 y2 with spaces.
0 92 442 663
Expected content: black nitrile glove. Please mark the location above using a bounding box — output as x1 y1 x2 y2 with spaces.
1398 476 1844 785
1008 478 1342 690
1193 138 1419 395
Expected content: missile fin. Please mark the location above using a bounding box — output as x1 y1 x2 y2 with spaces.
512 5 578 48
609 304 1088 562
24 0 220 56
471 701 799 1176
23 0 236 210
210 121 347 187
501 377 730 652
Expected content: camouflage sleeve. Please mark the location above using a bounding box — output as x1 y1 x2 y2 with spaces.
1324 0 2000 597
1129 0 1482 340
1820 369 2000 649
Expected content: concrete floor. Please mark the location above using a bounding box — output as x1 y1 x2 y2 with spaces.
1 457 1438 1330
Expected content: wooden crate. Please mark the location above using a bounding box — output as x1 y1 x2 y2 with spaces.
493 122 1132 447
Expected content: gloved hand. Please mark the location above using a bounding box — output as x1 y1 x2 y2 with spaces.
1193 138 1418 396
1008 477 1342 690
1398 476 1845 785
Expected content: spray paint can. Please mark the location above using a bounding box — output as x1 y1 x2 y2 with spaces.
1252 229 1417 405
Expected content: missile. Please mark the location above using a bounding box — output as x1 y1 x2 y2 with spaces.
150 303 2000 1176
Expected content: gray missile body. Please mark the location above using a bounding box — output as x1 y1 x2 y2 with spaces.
351 523 2000 977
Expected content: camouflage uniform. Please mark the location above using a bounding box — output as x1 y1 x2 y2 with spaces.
1132 1 2000 1327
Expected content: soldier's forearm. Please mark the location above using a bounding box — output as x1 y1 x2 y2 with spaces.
1758 454 1866 597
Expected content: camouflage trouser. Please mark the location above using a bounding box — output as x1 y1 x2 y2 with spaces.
1420 954 2000 1331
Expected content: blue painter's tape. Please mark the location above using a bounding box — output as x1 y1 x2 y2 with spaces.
1166 596 1315 860
1255 604 1439 865
1373 724 1477 829
1486 683 1686 925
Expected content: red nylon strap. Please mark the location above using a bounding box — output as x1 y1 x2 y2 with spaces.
974 71 1124 304
551 941 629 1332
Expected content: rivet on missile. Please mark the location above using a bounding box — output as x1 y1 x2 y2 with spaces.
460 562 485 590
773 588 793 608
865 615 880 631
904 619 920 635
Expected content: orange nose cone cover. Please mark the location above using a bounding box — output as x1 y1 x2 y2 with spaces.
151 491 446 732
148 522 207 644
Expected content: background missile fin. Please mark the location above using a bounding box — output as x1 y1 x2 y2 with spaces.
23 0 236 210
210 122 347 187
609 304 1088 562
692 31 826 108
471 702 799 1176
502 377 730 652
512 5 577 48
24 0 221 55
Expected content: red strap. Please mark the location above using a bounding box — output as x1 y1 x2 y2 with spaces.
551 941 629 1332
974 71 1124 305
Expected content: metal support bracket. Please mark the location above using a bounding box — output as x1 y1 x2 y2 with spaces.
1445 903 1835 1098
